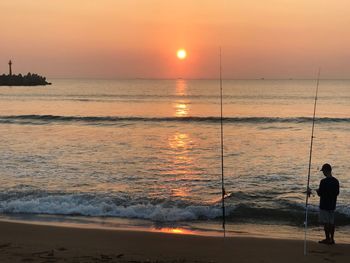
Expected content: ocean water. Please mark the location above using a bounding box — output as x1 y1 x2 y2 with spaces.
0 79 349 232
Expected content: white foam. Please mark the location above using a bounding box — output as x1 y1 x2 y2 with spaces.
336 205 350 216
0 194 224 222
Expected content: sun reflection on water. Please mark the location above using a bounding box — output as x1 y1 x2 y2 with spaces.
175 79 187 96
166 132 194 197
174 79 190 117
155 227 194 235
168 133 190 150
160 79 200 198
175 102 188 117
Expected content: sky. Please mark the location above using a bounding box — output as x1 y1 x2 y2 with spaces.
1 0 350 79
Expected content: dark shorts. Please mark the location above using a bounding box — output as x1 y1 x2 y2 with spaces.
319 209 335 224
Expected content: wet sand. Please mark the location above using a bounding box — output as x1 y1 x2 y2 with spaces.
0 220 348 262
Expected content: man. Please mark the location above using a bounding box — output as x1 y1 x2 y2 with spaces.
316 163 339 245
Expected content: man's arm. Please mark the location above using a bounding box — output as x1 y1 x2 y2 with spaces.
316 180 324 196
336 180 339 196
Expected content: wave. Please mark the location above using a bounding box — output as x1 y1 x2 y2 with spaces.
0 193 349 226
1 115 350 125
0 193 224 222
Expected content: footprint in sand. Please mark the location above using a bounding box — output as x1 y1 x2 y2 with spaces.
0 243 11 249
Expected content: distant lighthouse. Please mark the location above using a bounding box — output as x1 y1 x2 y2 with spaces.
8 60 12 76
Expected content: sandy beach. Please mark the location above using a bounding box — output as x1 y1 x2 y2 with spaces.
2 0 350 262
0 220 348 263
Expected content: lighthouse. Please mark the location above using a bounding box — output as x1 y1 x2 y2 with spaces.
8 60 12 76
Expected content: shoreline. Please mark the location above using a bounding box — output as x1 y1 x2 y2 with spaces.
1 213 350 241
0 220 349 262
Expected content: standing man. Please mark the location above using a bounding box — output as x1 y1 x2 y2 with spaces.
317 163 339 245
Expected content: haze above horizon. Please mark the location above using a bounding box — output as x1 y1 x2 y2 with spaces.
1 0 350 79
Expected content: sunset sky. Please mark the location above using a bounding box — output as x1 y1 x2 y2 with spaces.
1 0 350 79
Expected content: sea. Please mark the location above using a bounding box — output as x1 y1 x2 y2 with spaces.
0 79 349 238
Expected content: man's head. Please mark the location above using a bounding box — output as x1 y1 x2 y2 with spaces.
320 163 332 177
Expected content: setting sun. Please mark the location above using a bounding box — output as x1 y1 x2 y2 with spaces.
177 49 187 60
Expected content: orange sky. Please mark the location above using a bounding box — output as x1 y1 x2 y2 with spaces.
1 0 350 79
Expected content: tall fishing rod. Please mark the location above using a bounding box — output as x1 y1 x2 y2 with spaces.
219 47 226 237
304 69 321 255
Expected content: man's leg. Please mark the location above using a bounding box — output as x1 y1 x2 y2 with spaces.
324 224 330 241
319 210 332 244
330 224 335 243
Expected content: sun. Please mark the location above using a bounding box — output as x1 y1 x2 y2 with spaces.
177 49 187 60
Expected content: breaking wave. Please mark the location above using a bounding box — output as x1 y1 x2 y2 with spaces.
0 192 349 226
0 193 223 222
1 115 350 125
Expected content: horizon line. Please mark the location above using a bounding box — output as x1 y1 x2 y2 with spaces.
43 77 350 81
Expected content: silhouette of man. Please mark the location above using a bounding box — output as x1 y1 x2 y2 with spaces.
317 163 339 245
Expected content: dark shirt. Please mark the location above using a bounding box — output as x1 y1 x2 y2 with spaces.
317 176 339 210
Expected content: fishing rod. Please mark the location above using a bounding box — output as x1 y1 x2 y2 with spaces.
304 68 321 255
219 47 226 237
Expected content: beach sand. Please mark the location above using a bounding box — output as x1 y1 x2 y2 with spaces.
0 220 348 262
